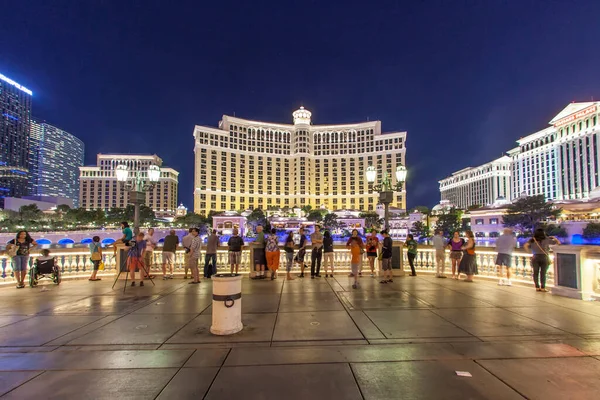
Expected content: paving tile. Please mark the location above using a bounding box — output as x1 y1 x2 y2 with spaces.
478 357 600 400
133 294 212 314
54 344 160 351
410 289 496 308
558 340 600 355
347 310 386 339
44 315 123 346
367 337 482 344
167 313 276 344
271 340 369 346
282 280 334 293
0 349 193 370
365 310 472 339
66 314 197 345
273 311 364 341
0 315 103 346
0 346 58 353
278 292 345 312
433 308 567 337
157 367 219 399
205 364 362 400
340 291 431 310
224 346 347 366
183 348 231 367
505 306 600 335
202 293 281 314
1 369 177 400
0 316 31 328
0 371 43 396
0 296 89 315
45 295 159 315
352 360 524 399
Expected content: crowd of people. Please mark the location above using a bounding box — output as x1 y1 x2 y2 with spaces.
3 223 561 292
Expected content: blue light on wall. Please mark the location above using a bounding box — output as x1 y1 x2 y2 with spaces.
36 238 52 245
80 238 93 244
102 238 116 245
57 238 75 245
2 113 18 121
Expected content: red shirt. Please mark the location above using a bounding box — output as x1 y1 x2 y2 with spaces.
366 236 379 252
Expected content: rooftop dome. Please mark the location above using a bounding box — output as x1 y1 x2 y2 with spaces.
292 106 312 125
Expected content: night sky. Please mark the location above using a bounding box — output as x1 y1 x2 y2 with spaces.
2 1 600 211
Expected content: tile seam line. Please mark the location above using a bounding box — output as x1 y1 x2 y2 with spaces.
153 349 199 400
269 272 286 346
201 349 231 400
329 276 373 341
0 370 46 397
473 359 529 399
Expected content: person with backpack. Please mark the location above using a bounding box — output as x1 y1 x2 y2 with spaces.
89 236 103 281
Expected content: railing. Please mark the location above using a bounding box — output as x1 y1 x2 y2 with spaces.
0 244 554 286
404 245 554 286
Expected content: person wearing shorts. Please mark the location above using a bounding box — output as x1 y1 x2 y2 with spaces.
228 228 244 274
379 230 393 283
181 228 194 279
128 232 147 287
447 232 465 280
252 225 267 279
365 229 379 277
162 230 179 279
495 228 517 286
283 231 295 280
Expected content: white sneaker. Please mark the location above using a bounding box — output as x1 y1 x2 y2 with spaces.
506 280 512 286
498 279 505 286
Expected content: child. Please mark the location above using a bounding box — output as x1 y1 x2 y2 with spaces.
89 236 102 281
350 237 362 289
128 232 147 287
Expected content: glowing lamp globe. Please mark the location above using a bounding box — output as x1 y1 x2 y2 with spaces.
115 165 129 182
147 165 161 182
396 165 407 183
365 165 377 183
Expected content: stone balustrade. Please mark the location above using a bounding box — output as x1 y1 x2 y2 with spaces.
0 244 556 286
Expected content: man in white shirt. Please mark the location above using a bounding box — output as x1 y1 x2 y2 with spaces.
432 230 447 278
143 228 158 273
496 228 517 286
188 228 202 284
181 228 194 279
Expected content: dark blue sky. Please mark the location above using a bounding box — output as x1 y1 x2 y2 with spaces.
2 0 600 210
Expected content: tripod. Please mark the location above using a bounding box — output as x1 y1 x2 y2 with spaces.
112 247 155 293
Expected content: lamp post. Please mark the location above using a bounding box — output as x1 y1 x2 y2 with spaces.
365 164 407 231
115 164 161 235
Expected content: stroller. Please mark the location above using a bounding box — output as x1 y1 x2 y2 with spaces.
29 257 61 287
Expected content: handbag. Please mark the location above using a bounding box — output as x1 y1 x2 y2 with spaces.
90 244 102 261
7 244 18 257
466 248 475 255
533 238 553 265
99 261 105 271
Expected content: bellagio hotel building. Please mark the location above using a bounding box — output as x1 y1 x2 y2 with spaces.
193 107 407 214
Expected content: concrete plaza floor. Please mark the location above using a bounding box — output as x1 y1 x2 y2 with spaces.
1 274 600 399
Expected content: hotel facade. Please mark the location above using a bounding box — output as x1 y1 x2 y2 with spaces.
193 107 407 214
79 154 179 218
440 102 600 208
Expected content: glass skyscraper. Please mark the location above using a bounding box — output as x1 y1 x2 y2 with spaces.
0 73 33 205
28 119 84 206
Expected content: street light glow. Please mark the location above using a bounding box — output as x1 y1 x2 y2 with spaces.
148 165 161 182
365 165 377 183
396 164 407 183
115 165 128 182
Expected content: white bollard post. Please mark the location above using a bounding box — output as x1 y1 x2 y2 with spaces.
210 273 243 335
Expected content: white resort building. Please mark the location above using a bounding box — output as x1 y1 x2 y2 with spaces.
193 107 407 214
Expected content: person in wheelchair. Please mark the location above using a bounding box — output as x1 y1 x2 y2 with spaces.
30 249 61 287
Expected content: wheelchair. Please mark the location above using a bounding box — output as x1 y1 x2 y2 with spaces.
29 257 61 287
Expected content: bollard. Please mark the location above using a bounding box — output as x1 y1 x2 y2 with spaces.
210 273 243 335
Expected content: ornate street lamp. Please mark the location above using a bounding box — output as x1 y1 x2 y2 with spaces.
116 164 161 234
366 164 407 231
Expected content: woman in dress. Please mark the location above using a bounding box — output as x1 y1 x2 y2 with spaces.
524 228 560 292
265 228 280 280
458 230 477 282
446 231 465 280
405 234 418 276
7 231 37 288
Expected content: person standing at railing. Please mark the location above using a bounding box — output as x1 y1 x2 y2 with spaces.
496 228 517 286
310 225 324 279
89 236 102 281
322 230 335 278
204 230 219 279
447 231 465 280
405 234 418 276
366 229 379 278
228 228 244 274
283 231 296 280
524 228 560 292
458 230 477 282
128 232 147 287
252 225 267 280
346 229 364 277
182 228 194 279
143 228 158 278
7 230 37 289
379 230 394 284
296 227 308 278
188 228 202 284
265 228 281 280
162 230 179 280
432 230 447 278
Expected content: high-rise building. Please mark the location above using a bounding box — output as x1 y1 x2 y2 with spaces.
28 119 84 206
438 156 512 209
0 73 33 205
193 107 408 214
441 101 600 207
79 154 179 218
